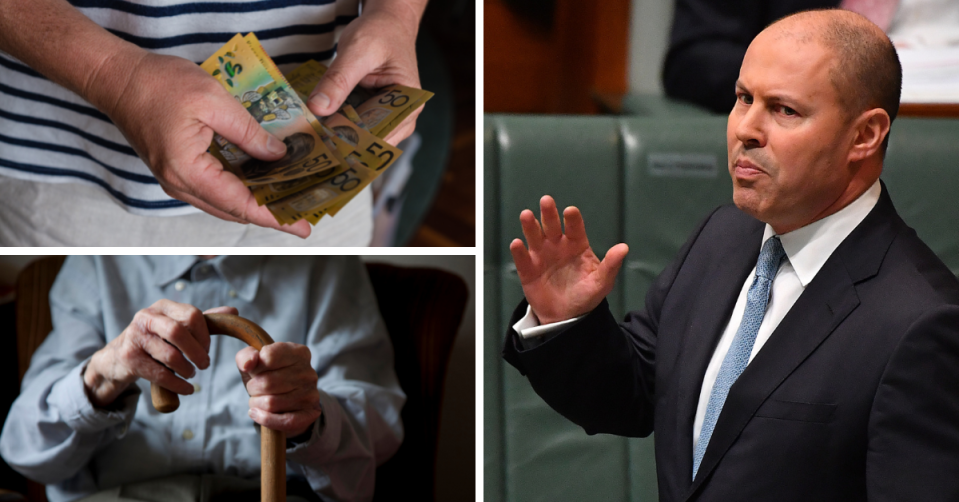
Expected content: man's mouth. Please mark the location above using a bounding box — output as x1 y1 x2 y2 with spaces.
733 157 765 178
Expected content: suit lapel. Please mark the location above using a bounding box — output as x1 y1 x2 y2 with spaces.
673 220 763 484
683 181 902 500
684 258 861 498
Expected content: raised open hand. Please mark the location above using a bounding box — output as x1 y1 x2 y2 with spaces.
509 195 629 325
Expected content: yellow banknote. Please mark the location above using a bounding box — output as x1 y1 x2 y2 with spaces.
322 113 402 172
285 60 376 110
340 105 369 131
201 34 342 186
355 84 434 138
266 163 374 225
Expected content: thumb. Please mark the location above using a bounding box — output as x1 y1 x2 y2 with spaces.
203 306 239 315
307 47 381 116
206 96 287 161
235 346 261 383
599 243 630 286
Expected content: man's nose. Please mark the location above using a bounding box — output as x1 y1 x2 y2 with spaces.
735 103 766 148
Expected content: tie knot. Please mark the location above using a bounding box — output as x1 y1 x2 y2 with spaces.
756 236 786 280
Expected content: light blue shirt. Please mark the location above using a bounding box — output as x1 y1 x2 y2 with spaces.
0 255 404 502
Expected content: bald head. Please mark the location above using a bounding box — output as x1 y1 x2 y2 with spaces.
765 10 902 129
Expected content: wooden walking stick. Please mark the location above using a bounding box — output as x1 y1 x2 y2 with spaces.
149 314 286 502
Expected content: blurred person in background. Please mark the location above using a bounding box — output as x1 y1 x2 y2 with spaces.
664 0 959 113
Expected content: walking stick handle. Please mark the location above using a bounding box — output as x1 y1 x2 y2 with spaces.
150 314 286 502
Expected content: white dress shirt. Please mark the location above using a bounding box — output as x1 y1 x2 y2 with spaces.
514 180 882 450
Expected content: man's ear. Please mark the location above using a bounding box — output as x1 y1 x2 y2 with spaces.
848 108 891 163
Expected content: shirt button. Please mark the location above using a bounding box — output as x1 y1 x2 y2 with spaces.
182 429 194 440
175 280 187 291
193 383 201 393
228 289 238 298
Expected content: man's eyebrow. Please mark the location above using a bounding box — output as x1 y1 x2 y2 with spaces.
733 82 801 105
764 93 802 106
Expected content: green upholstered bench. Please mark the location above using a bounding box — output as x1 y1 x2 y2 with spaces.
484 113 959 502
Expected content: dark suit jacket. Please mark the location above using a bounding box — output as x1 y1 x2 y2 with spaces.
663 0 840 113
504 184 959 501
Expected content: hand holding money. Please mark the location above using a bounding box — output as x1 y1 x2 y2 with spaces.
104 51 312 238
306 2 424 146
201 35 432 228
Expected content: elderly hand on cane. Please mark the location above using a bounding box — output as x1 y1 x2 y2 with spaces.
83 300 321 436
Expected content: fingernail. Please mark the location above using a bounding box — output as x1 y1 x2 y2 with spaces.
309 92 330 112
266 135 287 156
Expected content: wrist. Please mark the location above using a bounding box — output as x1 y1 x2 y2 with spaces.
81 44 149 118
286 422 315 447
531 309 563 326
361 0 425 38
83 350 133 408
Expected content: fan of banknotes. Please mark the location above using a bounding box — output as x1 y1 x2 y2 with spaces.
200 33 433 226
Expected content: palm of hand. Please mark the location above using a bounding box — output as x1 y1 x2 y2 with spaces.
521 233 608 324
511 196 629 325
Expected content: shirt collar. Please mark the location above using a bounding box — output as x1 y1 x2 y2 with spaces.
763 179 882 287
214 256 264 302
151 256 264 302
152 256 201 288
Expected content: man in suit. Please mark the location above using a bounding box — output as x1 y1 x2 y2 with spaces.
504 10 959 501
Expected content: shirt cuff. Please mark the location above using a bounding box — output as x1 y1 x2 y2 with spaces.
286 410 323 452
512 305 585 338
47 359 139 436
287 391 340 462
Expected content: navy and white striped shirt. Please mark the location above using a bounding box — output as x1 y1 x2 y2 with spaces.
0 0 358 215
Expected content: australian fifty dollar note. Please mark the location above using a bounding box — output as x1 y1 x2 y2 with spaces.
201 33 346 186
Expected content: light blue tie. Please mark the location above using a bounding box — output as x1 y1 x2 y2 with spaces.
692 236 786 480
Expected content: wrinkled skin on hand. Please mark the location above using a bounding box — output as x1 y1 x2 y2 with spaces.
83 300 237 408
103 52 312 238
236 342 321 437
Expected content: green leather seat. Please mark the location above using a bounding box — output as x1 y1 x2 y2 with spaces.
484 113 959 502
619 93 712 118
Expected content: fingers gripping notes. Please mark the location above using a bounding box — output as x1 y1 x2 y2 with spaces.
510 196 629 325
201 36 432 228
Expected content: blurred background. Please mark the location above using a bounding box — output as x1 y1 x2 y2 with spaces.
486 0 959 116
485 0 666 115
378 0 475 247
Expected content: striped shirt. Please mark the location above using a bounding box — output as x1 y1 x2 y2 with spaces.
0 0 358 215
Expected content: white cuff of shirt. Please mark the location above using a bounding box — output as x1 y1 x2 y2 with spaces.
512 305 585 338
